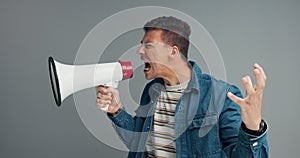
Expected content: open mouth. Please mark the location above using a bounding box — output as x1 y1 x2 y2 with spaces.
144 62 151 72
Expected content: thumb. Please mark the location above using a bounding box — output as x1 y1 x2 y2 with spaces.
227 92 243 107
106 87 121 105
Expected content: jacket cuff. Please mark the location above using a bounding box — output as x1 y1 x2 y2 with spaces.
241 119 267 136
107 108 127 126
238 121 268 152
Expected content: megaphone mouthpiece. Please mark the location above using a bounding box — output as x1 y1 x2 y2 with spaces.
119 60 133 80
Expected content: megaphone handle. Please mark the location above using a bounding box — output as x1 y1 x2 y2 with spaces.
100 81 119 111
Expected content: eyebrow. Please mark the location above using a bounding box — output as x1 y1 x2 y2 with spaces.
140 40 154 44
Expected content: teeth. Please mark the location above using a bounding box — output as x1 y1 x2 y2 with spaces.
144 62 151 71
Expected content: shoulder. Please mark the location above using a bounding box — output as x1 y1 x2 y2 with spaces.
189 61 242 95
197 72 241 96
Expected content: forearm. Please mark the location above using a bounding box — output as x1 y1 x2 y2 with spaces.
223 124 269 158
221 85 269 158
108 107 136 148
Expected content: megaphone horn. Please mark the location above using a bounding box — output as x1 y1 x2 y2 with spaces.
48 56 133 107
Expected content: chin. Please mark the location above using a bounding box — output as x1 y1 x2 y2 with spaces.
144 75 153 80
144 73 157 80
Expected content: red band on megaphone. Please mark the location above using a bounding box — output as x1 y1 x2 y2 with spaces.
119 60 133 80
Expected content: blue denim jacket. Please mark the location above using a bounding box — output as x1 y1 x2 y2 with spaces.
109 61 269 158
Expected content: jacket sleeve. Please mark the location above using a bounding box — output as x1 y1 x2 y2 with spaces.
108 108 136 148
107 82 153 151
219 84 269 158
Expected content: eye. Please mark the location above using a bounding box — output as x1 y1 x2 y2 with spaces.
144 43 152 49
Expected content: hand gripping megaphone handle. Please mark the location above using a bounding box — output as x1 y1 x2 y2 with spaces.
100 81 119 111
99 60 133 112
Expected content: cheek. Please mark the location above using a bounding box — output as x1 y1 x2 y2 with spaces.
144 51 154 59
147 51 167 64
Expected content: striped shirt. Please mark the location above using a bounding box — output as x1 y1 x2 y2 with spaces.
146 80 189 158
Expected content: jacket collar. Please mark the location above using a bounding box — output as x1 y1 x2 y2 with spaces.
186 61 201 93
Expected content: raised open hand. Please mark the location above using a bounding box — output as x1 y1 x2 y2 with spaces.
227 63 267 130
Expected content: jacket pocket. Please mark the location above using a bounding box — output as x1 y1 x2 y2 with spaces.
188 114 221 157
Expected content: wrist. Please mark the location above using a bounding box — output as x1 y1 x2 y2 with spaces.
108 104 123 117
244 117 262 130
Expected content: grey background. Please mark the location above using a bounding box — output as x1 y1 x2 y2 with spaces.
1 0 299 157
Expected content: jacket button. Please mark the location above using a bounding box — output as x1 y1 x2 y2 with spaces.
253 142 258 147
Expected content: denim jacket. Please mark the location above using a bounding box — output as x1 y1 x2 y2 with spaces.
109 61 269 158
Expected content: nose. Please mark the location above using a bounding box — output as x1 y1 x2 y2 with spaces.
137 44 144 55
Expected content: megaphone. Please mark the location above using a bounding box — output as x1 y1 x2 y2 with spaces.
48 56 133 109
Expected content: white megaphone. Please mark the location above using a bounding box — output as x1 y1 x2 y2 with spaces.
48 56 133 110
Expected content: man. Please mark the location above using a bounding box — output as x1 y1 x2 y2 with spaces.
96 16 268 158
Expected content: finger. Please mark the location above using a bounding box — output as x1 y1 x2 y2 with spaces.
97 85 104 91
242 76 255 95
97 92 112 100
227 92 244 107
97 102 109 108
96 99 111 107
96 98 111 107
105 87 118 101
105 87 115 95
97 85 110 94
254 63 267 80
96 104 109 111
253 63 266 90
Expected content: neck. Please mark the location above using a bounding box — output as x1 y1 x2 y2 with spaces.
163 61 192 86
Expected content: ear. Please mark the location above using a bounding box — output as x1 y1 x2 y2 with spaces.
170 45 179 57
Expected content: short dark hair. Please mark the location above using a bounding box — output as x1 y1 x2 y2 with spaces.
143 16 191 59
